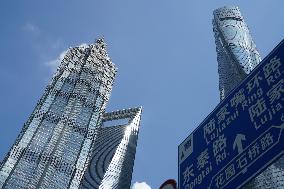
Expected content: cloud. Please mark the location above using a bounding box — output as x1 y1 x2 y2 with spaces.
44 43 88 72
132 182 151 189
78 43 88 48
44 49 68 72
22 23 40 34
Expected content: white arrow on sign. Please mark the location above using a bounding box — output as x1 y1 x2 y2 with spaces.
272 122 284 129
233 134 246 154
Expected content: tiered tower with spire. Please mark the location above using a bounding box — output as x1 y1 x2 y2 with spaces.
0 38 142 189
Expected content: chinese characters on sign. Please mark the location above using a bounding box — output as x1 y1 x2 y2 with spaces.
179 41 284 189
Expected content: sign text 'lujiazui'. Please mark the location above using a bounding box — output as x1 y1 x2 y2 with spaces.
178 40 284 189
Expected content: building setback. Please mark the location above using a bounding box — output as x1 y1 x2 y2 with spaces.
213 6 284 188
0 38 142 189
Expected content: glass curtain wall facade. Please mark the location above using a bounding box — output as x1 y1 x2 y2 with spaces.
213 6 284 188
213 6 261 100
80 107 142 189
0 39 117 189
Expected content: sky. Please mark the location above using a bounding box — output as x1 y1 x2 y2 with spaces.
0 1 284 188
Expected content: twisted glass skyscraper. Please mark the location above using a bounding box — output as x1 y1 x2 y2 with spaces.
0 38 142 189
213 6 261 100
213 6 284 189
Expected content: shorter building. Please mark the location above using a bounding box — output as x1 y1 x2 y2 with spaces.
80 107 142 189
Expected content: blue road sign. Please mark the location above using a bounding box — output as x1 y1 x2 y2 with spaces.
178 40 284 189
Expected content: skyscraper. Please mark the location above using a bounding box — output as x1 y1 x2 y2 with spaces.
0 38 142 189
80 107 142 189
213 6 261 100
213 6 284 188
